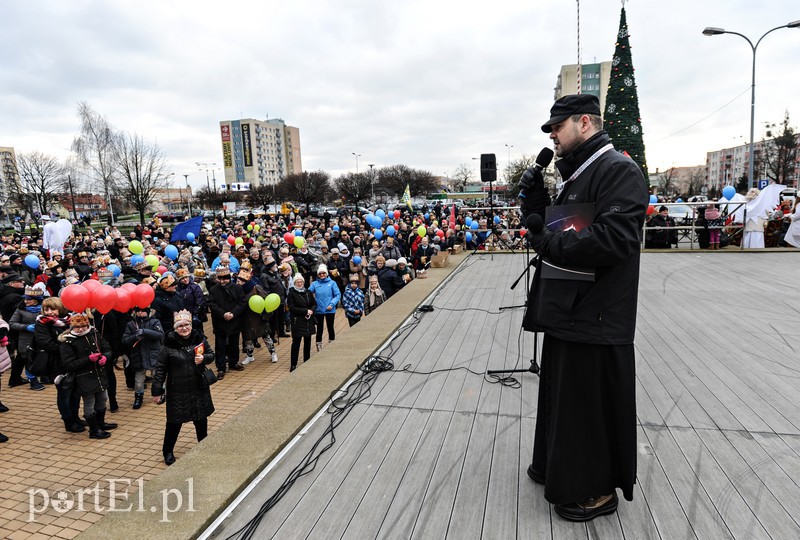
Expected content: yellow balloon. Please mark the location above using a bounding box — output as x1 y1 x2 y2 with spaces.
129 240 143 254
293 236 305 248
417 225 426 237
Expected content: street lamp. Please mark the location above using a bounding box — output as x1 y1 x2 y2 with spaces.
352 152 362 173
368 163 375 204
196 162 217 191
703 20 800 187
505 143 514 182
183 174 191 216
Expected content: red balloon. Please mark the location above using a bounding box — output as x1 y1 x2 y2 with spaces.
227 236 236 245
283 232 294 244
157 265 168 275
132 283 155 308
113 288 132 313
646 205 655 215
91 284 117 314
393 210 401 219
120 283 138 293
435 229 445 238
81 279 101 292
61 284 90 312
520 228 528 237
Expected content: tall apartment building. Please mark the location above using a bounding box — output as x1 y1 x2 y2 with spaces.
706 138 800 189
0 146 19 212
219 118 302 190
555 62 612 112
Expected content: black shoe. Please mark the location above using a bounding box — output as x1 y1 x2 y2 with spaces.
109 398 119 413
7 377 26 388
554 492 618 522
63 418 86 433
217 370 225 380
229 364 244 371
0 432 8 443
0 402 8 413
96 408 118 430
164 452 176 465
132 392 143 410
278 332 289 338
86 415 110 439
253 341 261 348
30 380 45 391
76 417 88 428
526 464 545 485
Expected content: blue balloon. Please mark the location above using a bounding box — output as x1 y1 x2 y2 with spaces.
470 221 479 230
372 216 383 228
465 216 473 226
332 225 340 232
386 225 396 237
24 254 40 270
365 213 375 224
722 185 736 200
164 245 179 260
221 233 228 239
649 194 658 204
131 254 145 265
376 209 385 220
493 215 501 224
186 232 195 242
466 232 473 242
294 229 302 236
373 229 383 240
424 213 430 220
353 255 362 265
676 198 683 203
107 264 121 277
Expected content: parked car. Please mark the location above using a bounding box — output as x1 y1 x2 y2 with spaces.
668 205 695 224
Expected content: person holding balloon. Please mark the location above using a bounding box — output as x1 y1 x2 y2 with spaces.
238 265 278 365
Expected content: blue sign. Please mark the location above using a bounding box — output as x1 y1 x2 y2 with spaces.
758 179 768 189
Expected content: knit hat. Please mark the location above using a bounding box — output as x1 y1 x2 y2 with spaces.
317 264 328 275
385 258 397 268
293 273 305 284
397 257 407 266
173 309 192 329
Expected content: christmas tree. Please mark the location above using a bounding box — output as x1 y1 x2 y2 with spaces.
604 6 649 182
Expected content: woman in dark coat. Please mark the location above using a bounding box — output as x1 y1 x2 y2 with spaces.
286 274 316 372
152 273 186 334
151 309 215 465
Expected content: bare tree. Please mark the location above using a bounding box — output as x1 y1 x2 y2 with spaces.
13 151 65 221
687 171 705 197
71 102 119 223
452 163 475 190
334 172 372 208
377 164 440 198
763 111 798 187
277 171 331 214
247 184 278 215
506 155 537 198
115 132 170 225
658 168 678 197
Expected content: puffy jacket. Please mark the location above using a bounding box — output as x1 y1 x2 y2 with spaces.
152 288 186 332
286 288 316 338
122 317 165 371
59 329 112 396
308 276 340 314
9 303 39 354
523 131 648 345
151 329 215 424
177 280 206 323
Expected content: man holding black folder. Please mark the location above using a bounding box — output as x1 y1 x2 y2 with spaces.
519 94 648 522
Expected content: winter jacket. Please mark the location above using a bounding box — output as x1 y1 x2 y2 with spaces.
33 315 69 377
326 256 349 285
241 280 271 341
122 316 165 371
9 303 40 355
207 281 245 334
151 329 215 424
0 319 10 373
59 329 112 396
177 280 206 324
152 288 186 333
342 286 365 319
522 130 648 345
308 276 340 315
286 288 316 338
374 267 404 299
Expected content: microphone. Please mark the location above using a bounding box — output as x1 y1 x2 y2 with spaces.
525 213 544 236
519 148 555 198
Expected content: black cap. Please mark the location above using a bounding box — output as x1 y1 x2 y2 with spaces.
541 94 601 133
2 273 24 284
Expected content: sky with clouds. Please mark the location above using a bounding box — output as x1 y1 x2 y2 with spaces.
2 0 799 191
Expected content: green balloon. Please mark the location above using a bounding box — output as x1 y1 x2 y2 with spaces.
145 254 159 269
248 295 265 313
129 240 143 254
417 225 426 237
264 293 281 313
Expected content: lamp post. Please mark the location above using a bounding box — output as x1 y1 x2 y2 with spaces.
196 162 217 190
352 152 362 173
703 20 800 188
368 163 375 204
504 143 514 182
183 174 191 216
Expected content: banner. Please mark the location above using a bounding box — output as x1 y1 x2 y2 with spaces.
241 124 252 167
172 216 203 242
401 184 413 211
221 125 233 168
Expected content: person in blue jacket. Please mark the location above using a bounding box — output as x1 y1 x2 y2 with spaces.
307 265 340 351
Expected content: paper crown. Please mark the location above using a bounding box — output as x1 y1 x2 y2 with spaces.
97 267 114 278
69 312 90 327
158 274 177 289
173 309 192 328
237 267 252 280
23 285 44 298
193 268 206 278
215 265 231 277
175 268 190 279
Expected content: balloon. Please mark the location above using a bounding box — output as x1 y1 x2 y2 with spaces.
470 222 479 230
393 210 401 219
424 213 430 220
91 284 117 314
365 213 375 224
333 225 340 232
374 229 383 240
253 225 260 232
493 216 501 224
247 224 253 231
353 255 362 265
294 229 302 236
376 209 385 220
121 283 138 293
164 245 179 260
129 240 143 254
465 217 473 226
157 265 168 276
649 194 658 204
372 215 383 228
61 284 90 312
283 232 294 244
264 293 281 313
647 205 655 215
225 236 234 246
132 283 155 308
107 264 121 277
186 232 195 242
145 254 159 269
676 198 683 203
235 237 243 246
113 288 132 313
293 236 305 249
24 255 40 269
436 229 445 238
221 233 228 239
81 279 101 292
466 232 473 242
386 225 396 237
520 228 527 237
248 295 265 313
722 185 736 200
417 225 426 237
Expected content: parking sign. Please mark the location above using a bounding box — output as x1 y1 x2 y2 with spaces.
758 179 768 189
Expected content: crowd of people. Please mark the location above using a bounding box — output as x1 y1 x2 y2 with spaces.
0 203 514 462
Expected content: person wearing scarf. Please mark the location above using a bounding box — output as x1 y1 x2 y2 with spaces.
364 275 386 316
286 274 315 371
58 312 116 439
9 285 47 390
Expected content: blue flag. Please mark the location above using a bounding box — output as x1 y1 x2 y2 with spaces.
171 215 203 241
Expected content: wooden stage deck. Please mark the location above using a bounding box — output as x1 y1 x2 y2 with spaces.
208 251 800 540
